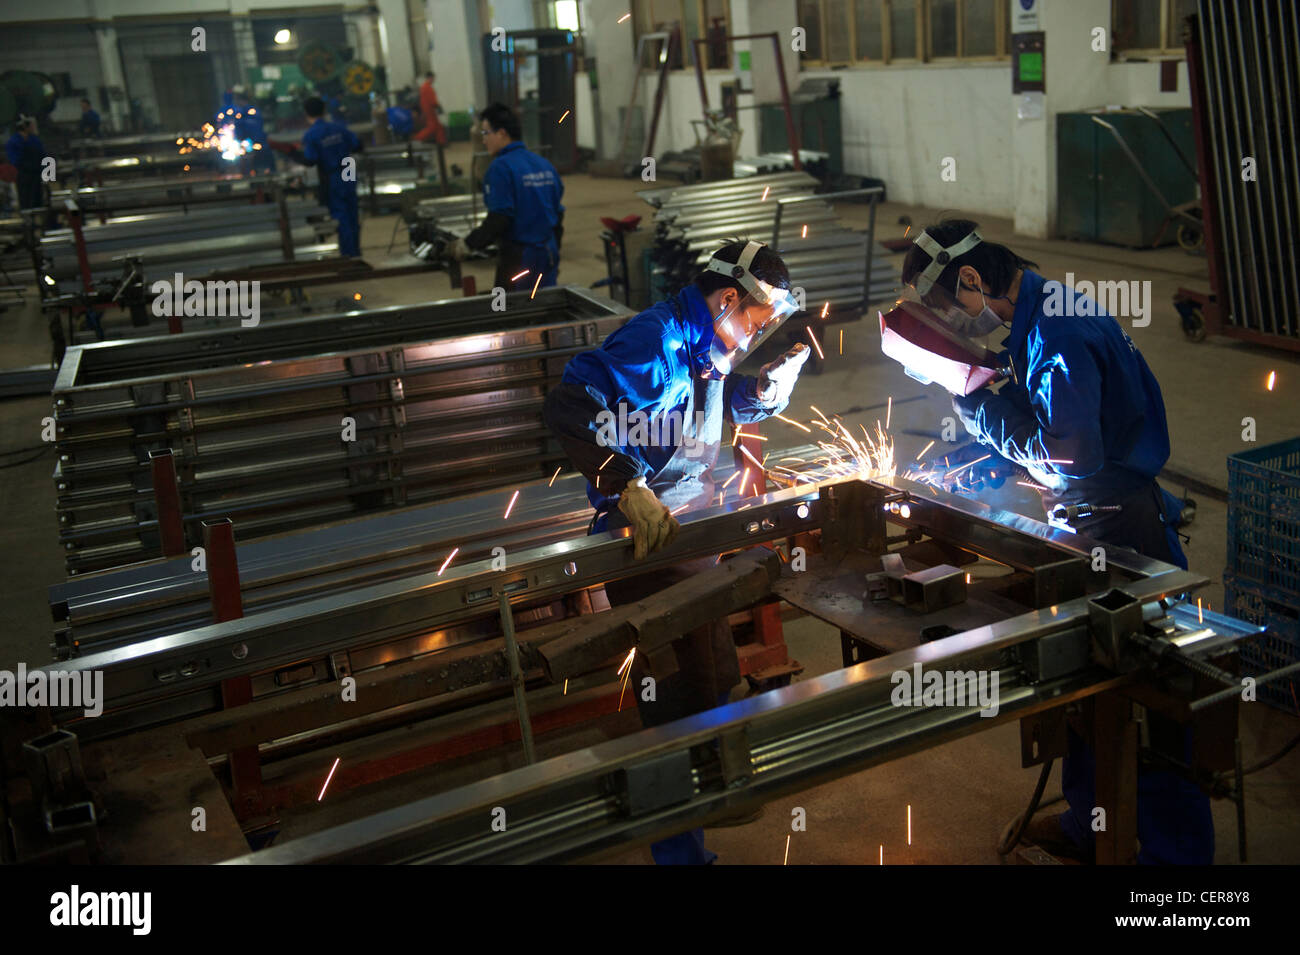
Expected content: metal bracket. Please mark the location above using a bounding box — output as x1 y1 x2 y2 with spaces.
619 749 695 815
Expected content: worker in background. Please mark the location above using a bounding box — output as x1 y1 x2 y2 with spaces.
450 103 563 290
412 71 447 146
77 99 102 137
544 240 809 864
232 86 274 174
6 117 48 219
900 218 1211 866
296 96 362 257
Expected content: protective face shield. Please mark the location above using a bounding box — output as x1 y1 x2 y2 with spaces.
704 241 799 375
879 295 1008 396
909 229 1004 338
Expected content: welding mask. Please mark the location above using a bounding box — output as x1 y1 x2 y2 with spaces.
704 241 800 376
908 229 1004 338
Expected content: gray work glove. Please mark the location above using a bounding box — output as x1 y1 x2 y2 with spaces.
617 477 679 560
756 343 811 406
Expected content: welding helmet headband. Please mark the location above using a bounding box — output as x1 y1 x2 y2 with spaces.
704 241 799 375
904 229 1004 338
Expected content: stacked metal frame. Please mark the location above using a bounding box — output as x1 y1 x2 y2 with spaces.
1192 1 1300 351
49 286 635 574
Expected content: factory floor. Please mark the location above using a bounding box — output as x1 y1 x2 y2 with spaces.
0 154 1296 864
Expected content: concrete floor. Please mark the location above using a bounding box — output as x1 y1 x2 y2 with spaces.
1 153 1297 863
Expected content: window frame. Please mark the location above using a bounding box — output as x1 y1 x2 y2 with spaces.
796 0 1010 68
1111 0 1191 60
634 0 733 71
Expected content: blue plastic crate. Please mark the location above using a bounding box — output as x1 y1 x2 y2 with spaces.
1224 574 1300 712
1226 437 1300 599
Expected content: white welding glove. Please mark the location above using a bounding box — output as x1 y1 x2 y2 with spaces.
756 343 811 406
448 237 471 261
617 477 680 560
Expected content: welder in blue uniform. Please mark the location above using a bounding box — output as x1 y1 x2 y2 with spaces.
6 117 48 216
544 241 810 864
449 103 563 290
77 99 102 137
901 219 1212 865
296 96 362 257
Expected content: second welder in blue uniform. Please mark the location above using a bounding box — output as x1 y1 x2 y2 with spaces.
544 241 809 865
452 103 563 290
298 96 361 257
902 221 1212 866
232 91 274 174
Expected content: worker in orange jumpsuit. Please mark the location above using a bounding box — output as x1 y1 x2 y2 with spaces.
413 72 447 146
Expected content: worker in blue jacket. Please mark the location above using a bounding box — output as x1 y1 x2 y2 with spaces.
901 219 1212 865
297 96 362 257
450 103 563 290
6 117 48 215
77 99 102 137
544 241 809 864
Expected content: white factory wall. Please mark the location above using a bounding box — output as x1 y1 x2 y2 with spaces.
0 24 104 124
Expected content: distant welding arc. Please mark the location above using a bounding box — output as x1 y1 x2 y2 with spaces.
317 757 341 801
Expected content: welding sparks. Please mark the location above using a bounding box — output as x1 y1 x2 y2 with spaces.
820 301 829 319
945 454 991 477
907 804 912 845
916 440 935 460
618 12 631 22
599 452 615 470
437 547 459 576
510 269 530 282
1267 370 1276 391
563 678 568 695
761 185 770 201
784 834 791 865
810 405 830 424
904 225 911 238
839 328 844 354
503 489 520 520
1017 480 1047 491
806 325 825 359
880 845 884 865
558 110 571 124
886 396 893 430
801 224 808 238
530 272 543 299
549 466 562 486
740 467 751 496
317 757 341 801
617 647 637 711
739 443 764 474
669 503 691 515
1198 597 1203 623
774 412 811 433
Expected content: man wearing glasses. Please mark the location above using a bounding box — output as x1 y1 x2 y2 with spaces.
449 103 565 290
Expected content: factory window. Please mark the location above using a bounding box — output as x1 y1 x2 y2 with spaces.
797 0 1009 66
1112 0 1197 56
635 0 731 69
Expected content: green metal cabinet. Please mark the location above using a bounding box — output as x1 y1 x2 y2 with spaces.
1056 107 1197 247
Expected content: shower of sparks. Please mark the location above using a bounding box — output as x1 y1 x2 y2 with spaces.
916 440 935 460
549 466 562 486
510 269 529 282
907 804 912 845
886 396 893 430
739 443 764 473
618 12 631 22
530 273 543 299
317 757 341 801
1267 370 1276 391
558 110 571 124
774 413 811 433
820 301 830 319
437 547 459 576
784 834 791 865
761 185 770 201
722 470 740 489
599 452 615 470
617 647 636 711
806 326 825 359
503 489 520 519
801 224 808 238
945 453 990 477
810 405 829 424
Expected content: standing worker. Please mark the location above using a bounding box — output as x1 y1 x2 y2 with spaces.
898 218 1211 865
6 118 48 218
412 71 447 146
544 240 809 864
296 96 362 257
77 99 102 137
449 103 563 291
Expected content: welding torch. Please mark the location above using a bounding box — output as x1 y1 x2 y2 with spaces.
1048 502 1122 523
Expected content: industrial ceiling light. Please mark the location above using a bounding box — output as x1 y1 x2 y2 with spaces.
274 29 292 45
